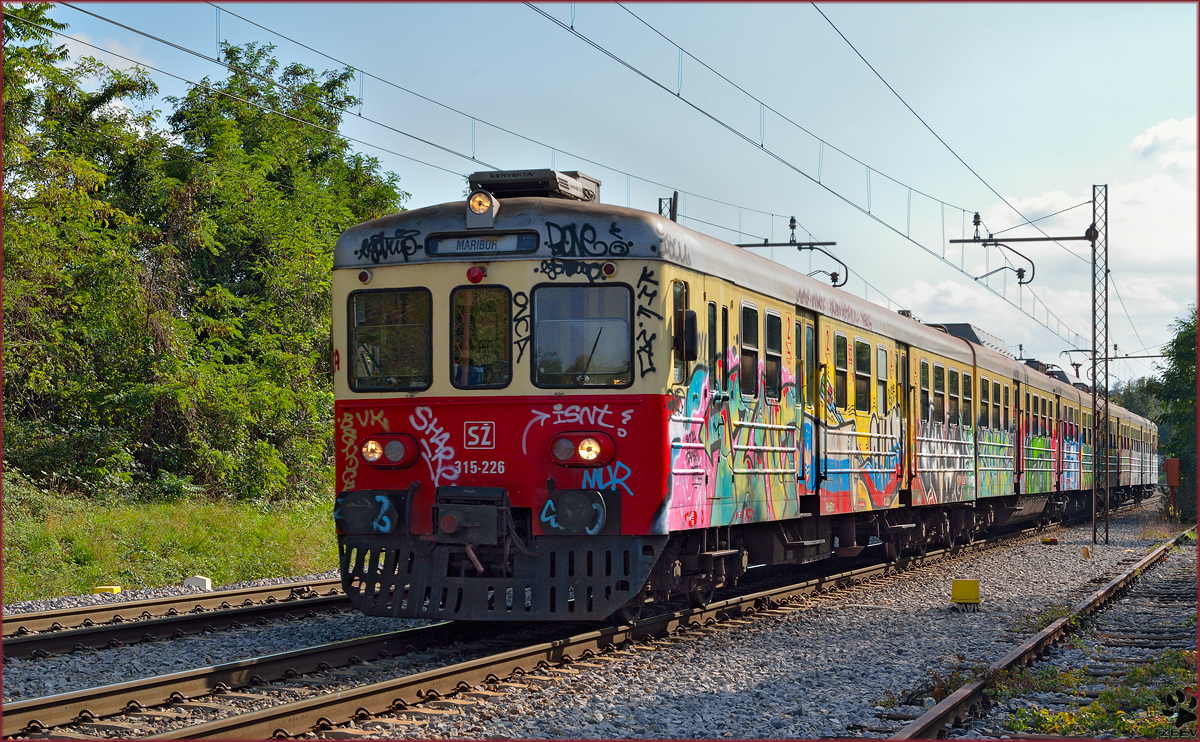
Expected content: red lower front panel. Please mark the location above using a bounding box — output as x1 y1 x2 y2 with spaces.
336 395 670 537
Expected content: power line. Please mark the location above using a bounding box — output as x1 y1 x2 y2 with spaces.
58 2 502 172
810 3 1092 267
529 2 1085 348
811 0 1157 360
204 1 795 228
10 10 826 280
615 2 974 215
6 12 467 179
990 200 1091 236
20 7 829 281
201 1 891 306
1108 276 1147 351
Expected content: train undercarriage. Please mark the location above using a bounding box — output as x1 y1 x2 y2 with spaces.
617 484 1156 620
337 484 1157 623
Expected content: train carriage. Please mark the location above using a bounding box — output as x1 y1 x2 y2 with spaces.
331 169 1157 622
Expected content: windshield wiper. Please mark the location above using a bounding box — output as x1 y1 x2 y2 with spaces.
575 327 604 384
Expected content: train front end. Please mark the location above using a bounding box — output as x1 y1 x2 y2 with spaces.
331 172 674 620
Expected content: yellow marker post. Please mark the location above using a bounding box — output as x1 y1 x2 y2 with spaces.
951 579 980 612
1082 546 1091 559
92 585 122 594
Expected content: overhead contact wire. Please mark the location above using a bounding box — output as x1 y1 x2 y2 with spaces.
5 13 467 178
530 3 1083 347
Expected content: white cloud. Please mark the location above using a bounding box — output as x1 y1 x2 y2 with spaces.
1130 116 1196 174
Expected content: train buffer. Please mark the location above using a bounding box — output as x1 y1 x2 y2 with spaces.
950 579 981 613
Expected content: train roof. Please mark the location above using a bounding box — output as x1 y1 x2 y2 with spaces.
335 197 1154 432
335 197 969 357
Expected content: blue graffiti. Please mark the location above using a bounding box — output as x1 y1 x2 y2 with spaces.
371 495 393 533
539 499 564 531
582 461 634 497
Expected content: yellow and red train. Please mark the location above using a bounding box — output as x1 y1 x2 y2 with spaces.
331 169 1158 621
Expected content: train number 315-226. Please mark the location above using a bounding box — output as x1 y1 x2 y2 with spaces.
454 460 506 474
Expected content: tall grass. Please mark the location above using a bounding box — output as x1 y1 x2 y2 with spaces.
2 472 338 603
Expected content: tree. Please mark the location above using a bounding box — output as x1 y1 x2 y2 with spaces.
3 5 407 501
1149 306 1197 521
1110 377 1161 425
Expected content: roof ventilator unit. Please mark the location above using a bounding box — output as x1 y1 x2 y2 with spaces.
469 169 600 202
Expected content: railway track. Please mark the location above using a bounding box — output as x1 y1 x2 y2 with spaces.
2 580 350 660
2 521 1064 740
891 524 1197 740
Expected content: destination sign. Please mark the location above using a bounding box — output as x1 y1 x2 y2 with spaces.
426 231 539 255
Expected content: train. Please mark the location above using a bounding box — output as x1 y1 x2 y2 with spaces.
330 168 1158 622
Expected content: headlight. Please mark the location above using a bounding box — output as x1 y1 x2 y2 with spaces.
552 437 576 462
577 438 601 461
361 439 384 462
384 439 407 463
468 191 493 215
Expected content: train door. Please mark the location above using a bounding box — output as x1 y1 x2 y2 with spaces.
666 275 708 529
1053 395 1063 492
896 346 911 491
795 310 818 496
702 274 734 521
1014 378 1024 493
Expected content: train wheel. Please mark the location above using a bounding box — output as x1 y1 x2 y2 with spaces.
687 585 715 609
884 536 900 563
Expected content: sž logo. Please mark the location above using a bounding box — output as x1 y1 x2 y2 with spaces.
464 421 495 449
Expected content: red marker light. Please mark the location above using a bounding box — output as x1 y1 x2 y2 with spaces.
467 266 485 283
358 269 372 284
602 262 617 277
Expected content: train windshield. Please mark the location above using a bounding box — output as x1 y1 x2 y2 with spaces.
350 288 431 391
451 286 512 388
533 285 632 387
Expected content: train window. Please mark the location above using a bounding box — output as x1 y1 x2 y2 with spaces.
451 286 512 389
993 381 1001 430
721 306 729 393
805 323 816 407
835 334 849 409
979 376 990 428
854 340 871 412
962 373 972 428
920 360 930 422
708 302 718 392
933 364 945 423
532 285 632 388
765 312 782 401
672 281 689 384
1041 397 1048 437
1026 392 1032 435
877 347 888 416
1003 385 1009 431
948 369 960 426
350 288 432 392
741 305 760 399
899 353 909 420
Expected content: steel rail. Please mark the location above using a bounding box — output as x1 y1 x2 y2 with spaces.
2 594 353 660
1 622 454 737
2 578 343 636
890 524 1197 740
141 532 1042 740
2 507 1136 739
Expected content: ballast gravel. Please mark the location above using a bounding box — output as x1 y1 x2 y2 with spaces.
2 499 1181 741
2 569 432 702
339 502 1180 740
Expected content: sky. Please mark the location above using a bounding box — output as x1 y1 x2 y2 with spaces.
49 2 1198 386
